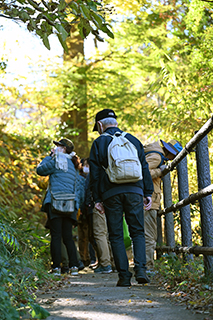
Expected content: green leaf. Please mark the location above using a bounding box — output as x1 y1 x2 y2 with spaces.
42 34 50 50
26 7 35 15
58 0 66 11
80 4 91 20
69 2 80 15
30 304 50 319
55 24 68 42
57 33 68 53
90 12 104 28
88 1 98 12
19 11 30 23
101 24 114 39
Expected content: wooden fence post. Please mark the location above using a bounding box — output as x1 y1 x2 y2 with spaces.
177 156 193 261
195 133 213 276
162 172 175 248
157 214 163 259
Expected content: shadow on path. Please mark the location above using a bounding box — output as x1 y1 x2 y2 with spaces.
37 267 206 320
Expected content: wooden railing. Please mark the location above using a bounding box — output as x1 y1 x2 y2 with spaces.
156 115 213 275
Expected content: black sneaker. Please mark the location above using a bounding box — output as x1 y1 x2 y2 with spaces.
116 278 131 287
135 270 150 284
78 260 85 271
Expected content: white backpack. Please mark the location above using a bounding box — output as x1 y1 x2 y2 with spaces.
102 131 143 184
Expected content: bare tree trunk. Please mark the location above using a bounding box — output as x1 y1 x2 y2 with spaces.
61 26 88 158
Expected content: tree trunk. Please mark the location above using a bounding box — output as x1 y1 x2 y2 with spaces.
61 26 88 158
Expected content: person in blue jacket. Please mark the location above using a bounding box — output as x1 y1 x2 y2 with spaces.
89 109 154 287
37 138 84 276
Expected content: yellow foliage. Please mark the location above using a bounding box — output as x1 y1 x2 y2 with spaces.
0 129 47 224
110 0 143 15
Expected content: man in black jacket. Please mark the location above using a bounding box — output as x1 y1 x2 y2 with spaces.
89 109 154 287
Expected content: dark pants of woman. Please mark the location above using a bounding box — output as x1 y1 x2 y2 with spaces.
49 215 78 269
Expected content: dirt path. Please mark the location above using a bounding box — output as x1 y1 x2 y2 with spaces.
36 267 209 320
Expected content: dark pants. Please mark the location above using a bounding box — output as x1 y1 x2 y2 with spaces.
49 215 78 269
104 193 146 280
89 243 96 262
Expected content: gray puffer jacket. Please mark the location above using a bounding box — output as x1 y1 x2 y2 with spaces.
36 155 84 212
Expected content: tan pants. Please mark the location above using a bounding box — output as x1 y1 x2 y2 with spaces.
93 208 114 267
144 209 157 269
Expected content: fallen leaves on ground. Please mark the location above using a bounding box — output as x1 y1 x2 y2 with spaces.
153 272 213 317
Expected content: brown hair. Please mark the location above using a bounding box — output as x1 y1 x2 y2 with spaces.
72 155 82 170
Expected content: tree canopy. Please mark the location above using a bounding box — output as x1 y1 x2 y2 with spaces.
0 0 114 50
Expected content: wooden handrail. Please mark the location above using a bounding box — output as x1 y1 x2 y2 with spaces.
158 184 213 216
161 114 213 177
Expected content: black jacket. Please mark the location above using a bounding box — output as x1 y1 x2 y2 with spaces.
89 127 154 203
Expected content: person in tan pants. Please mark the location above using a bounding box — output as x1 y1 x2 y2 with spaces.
93 207 115 273
144 139 183 270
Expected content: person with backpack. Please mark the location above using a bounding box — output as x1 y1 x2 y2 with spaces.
144 139 183 272
37 138 84 276
89 109 154 287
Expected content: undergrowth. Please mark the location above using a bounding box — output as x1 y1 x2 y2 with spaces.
154 254 213 317
0 206 51 319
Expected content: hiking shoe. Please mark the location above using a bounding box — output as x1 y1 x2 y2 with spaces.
116 278 131 287
78 260 85 271
50 268 61 276
89 260 98 269
70 266 79 276
94 265 112 274
135 269 150 284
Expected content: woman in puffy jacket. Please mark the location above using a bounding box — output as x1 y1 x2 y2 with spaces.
37 138 85 276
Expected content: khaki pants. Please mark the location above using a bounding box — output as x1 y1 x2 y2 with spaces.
93 208 114 267
144 209 157 269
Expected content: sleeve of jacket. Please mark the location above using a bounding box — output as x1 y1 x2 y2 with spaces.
76 174 85 209
145 153 162 180
89 140 102 204
36 156 55 176
139 143 154 198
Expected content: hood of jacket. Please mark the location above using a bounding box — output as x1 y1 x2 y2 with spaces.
143 141 164 155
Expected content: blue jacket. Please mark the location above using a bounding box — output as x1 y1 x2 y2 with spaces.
36 155 84 212
89 127 154 203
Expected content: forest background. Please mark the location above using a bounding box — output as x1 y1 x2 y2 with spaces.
0 0 213 318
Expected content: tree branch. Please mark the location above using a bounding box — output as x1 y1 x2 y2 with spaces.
0 14 19 20
27 0 58 27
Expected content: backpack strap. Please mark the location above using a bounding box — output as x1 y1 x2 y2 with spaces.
145 150 165 168
102 131 125 138
101 131 125 171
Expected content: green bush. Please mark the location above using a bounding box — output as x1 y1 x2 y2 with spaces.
0 206 50 319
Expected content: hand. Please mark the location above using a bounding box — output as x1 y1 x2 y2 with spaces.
144 197 152 211
50 148 55 157
95 202 105 214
